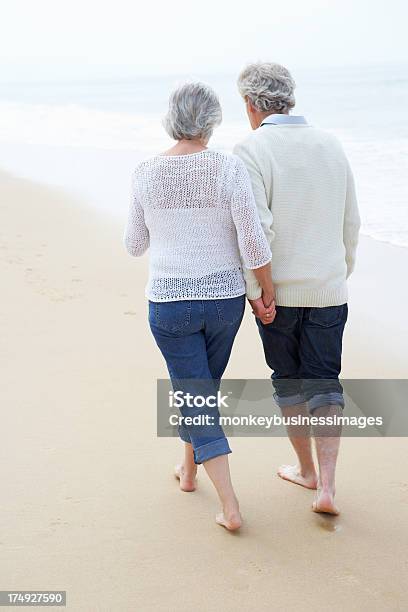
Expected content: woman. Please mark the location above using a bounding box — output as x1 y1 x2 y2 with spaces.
124 82 275 531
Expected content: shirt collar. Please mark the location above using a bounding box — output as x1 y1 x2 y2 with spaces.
260 114 308 126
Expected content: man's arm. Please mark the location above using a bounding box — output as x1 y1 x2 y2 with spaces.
233 141 274 300
343 160 360 277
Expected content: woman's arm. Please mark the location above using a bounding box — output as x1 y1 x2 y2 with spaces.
230 157 272 269
124 171 150 257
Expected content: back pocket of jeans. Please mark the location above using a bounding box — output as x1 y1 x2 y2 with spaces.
150 301 192 332
308 305 347 327
271 307 298 329
214 296 245 325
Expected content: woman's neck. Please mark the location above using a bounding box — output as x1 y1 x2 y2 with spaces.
163 138 208 156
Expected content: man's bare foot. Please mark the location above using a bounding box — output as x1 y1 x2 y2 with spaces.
312 488 339 515
277 464 318 489
215 498 242 531
174 464 197 492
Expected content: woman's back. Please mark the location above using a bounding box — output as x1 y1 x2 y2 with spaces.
126 149 271 302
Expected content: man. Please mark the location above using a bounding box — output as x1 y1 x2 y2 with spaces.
234 62 360 515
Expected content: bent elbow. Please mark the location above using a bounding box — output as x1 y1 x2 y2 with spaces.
124 237 149 257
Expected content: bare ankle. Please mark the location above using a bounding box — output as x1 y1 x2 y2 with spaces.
222 495 239 515
300 464 317 477
318 482 335 495
183 463 197 477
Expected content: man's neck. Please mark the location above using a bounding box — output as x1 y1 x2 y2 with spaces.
255 110 289 129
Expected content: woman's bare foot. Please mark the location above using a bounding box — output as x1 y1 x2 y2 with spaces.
215 497 242 531
174 464 197 492
277 464 318 489
215 511 242 531
312 488 339 515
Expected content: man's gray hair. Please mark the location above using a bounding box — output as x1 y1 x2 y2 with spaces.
237 62 296 113
163 82 222 141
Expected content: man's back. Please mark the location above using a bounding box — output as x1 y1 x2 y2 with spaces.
234 122 360 307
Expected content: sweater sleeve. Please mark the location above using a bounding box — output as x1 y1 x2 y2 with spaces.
124 171 150 257
233 142 274 300
343 160 360 277
230 156 272 273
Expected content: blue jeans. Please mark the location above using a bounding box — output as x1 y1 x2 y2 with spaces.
149 295 245 464
256 305 348 412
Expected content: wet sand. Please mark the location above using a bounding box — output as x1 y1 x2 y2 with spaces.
1 170 407 611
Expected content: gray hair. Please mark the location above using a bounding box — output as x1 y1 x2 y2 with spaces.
237 62 296 113
163 82 222 141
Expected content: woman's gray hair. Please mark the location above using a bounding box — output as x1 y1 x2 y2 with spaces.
163 82 222 141
237 62 296 113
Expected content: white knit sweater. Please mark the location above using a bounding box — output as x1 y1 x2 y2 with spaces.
124 150 272 301
234 124 361 306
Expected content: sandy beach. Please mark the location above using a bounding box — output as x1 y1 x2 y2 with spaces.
1 169 407 611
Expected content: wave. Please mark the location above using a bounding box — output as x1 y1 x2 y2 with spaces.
0 101 407 248
0 101 168 151
0 101 247 152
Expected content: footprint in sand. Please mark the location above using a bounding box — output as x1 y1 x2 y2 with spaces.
332 570 360 586
38 287 83 302
5 257 23 264
390 482 408 502
315 514 342 532
234 560 266 591
237 559 265 577
391 482 408 490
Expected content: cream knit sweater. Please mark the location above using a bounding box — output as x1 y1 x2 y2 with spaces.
234 123 361 307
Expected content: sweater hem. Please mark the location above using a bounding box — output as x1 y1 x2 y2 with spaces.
146 290 246 303
274 285 348 307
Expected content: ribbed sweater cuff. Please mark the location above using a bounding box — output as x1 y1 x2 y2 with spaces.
245 278 262 300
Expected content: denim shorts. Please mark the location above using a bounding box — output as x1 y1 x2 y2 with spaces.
256 304 348 412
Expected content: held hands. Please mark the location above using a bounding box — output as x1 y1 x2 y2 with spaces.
249 288 276 325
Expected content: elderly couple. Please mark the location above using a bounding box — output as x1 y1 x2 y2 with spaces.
125 62 360 531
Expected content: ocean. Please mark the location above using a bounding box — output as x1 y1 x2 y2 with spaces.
0 63 407 246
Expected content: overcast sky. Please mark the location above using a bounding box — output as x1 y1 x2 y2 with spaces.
1 0 407 80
